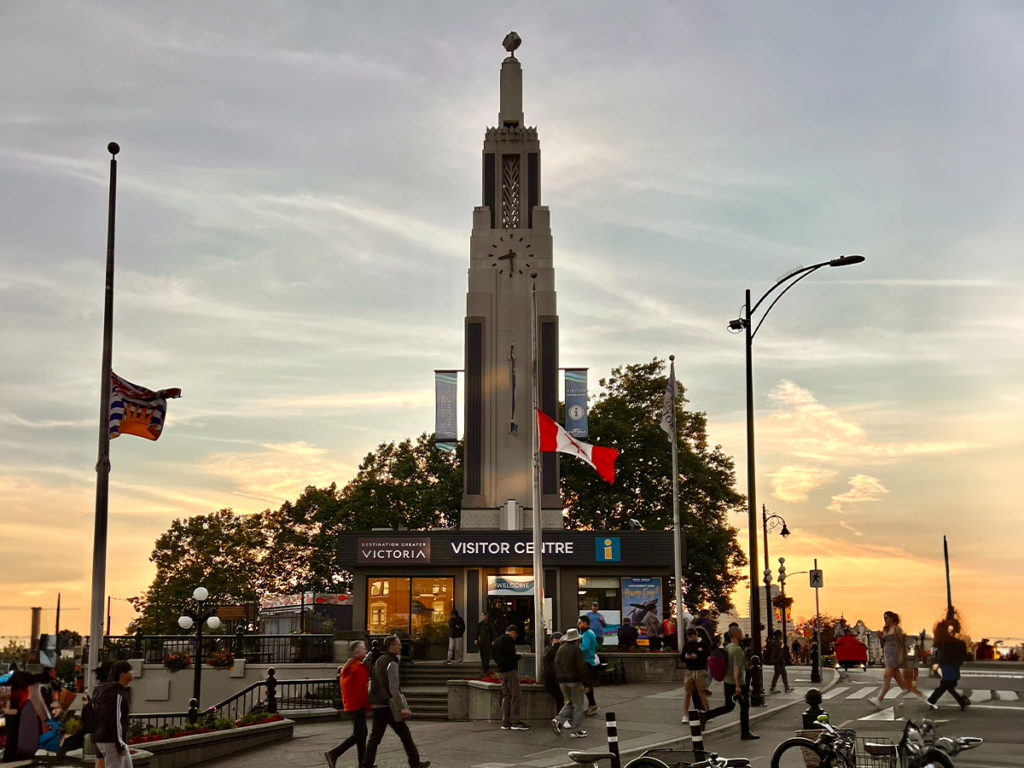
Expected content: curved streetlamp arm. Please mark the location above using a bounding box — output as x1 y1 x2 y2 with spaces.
749 262 827 318
751 266 822 341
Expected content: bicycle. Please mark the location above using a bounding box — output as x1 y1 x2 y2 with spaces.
770 717 983 768
568 747 749 768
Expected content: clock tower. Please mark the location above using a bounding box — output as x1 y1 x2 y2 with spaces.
461 39 561 530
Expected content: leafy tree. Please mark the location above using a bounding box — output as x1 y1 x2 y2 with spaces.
793 613 846 652
57 629 82 651
560 358 747 614
263 434 461 592
0 639 28 666
128 508 272 634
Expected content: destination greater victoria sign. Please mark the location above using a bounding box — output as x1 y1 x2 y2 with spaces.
342 529 680 567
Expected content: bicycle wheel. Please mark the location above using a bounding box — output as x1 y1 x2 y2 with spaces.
624 758 671 768
771 737 831 768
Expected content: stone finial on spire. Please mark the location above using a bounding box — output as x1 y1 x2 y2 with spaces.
502 31 522 59
499 32 524 127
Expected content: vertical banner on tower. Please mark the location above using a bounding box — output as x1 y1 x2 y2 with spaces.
434 370 458 452
564 368 588 438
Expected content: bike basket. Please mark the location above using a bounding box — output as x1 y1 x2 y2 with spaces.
855 736 897 768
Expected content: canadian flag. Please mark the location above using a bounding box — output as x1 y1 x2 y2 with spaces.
536 409 618 483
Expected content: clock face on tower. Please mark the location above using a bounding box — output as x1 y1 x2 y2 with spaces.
489 232 532 278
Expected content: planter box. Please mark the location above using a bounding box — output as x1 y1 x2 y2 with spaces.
599 652 684 683
459 680 557 722
128 718 294 768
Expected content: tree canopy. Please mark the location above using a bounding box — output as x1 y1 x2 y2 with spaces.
560 358 747 613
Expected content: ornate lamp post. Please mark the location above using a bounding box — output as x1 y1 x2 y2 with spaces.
761 505 790 643
178 586 221 713
728 254 864 706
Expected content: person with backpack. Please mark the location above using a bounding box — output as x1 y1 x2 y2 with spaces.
702 627 758 740
765 629 793 693
362 635 431 768
324 640 371 768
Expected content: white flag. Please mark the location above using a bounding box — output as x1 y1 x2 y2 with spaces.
660 360 676 436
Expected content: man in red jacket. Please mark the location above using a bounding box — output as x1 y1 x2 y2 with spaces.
325 640 371 768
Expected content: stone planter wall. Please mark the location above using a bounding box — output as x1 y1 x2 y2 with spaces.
129 718 294 768
449 680 557 722
601 652 684 683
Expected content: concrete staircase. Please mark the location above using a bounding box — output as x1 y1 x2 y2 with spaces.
401 661 480 720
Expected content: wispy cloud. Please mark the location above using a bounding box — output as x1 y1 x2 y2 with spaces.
202 441 354 504
770 464 837 502
828 474 889 514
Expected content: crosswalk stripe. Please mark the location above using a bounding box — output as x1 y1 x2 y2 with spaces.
883 688 902 700
823 686 850 699
994 690 1017 701
847 687 873 699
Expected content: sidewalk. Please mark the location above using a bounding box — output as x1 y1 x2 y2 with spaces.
199 666 835 768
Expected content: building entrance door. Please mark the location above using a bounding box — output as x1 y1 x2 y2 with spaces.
487 596 535 648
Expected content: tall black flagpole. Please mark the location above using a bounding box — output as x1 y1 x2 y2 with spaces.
944 535 953 619
87 142 119 680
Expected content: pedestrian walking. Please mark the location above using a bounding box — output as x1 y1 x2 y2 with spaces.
362 635 431 768
493 625 530 731
577 615 599 715
680 626 710 722
702 627 758 740
765 629 793 693
92 661 133 768
871 610 931 708
928 617 971 710
324 641 370 768
447 608 466 664
541 632 564 714
552 628 589 739
477 612 494 674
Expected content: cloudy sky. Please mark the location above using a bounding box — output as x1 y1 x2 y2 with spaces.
2 1 1022 644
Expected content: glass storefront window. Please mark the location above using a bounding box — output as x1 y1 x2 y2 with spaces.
366 577 454 659
411 577 453 649
367 577 411 635
578 576 623 646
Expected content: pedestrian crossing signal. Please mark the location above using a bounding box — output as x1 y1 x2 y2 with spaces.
809 569 823 588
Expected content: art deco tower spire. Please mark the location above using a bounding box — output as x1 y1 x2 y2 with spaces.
461 34 561 530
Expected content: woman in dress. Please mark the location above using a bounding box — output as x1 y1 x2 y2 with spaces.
871 611 931 708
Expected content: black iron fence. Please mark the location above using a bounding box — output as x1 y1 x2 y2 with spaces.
128 667 341 731
100 633 333 665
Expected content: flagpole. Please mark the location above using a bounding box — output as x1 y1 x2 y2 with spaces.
668 356 684 635
530 282 545 680
87 142 119 681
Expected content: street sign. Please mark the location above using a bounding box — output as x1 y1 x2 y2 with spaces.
809 569 823 588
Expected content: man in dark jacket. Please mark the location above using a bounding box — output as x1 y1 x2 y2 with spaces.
362 635 430 768
541 632 564 713
616 617 639 650
681 626 710 719
492 625 530 731
477 612 495 674
93 661 133 768
552 628 588 738
447 609 466 664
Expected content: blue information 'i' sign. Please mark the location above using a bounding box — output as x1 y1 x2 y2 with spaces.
596 536 621 562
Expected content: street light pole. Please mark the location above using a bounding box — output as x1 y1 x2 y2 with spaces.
729 254 864 708
761 505 790 646
178 586 221 719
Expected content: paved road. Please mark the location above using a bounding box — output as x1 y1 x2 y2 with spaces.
198 666 1022 768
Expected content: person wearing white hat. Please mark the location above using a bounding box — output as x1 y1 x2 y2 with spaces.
552 628 588 738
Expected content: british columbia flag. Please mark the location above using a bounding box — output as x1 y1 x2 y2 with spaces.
109 372 181 441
